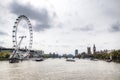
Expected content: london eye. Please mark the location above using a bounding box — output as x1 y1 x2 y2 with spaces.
9 15 33 63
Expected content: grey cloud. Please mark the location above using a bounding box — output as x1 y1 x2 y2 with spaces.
79 25 93 31
57 23 63 28
109 22 120 32
0 31 8 35
9 1 55 32
103 42 108 45
72 24 94 32
0 41 5 45
101 0 120 19
34 23 50 32
61 32 70 35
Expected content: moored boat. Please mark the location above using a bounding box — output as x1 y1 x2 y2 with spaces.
106 59 112 62
66 58 75 62
35 58 44 62
9 58 19 63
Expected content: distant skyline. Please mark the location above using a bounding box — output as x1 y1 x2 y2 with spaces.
0 0 120 54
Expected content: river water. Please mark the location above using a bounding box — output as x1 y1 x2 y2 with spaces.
0 59 120 80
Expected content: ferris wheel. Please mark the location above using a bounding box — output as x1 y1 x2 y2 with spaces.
12 15 33 50
9 15 33 63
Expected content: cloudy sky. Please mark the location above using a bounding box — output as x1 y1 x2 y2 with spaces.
0 0 120 54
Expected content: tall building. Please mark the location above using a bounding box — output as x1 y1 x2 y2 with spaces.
75 49 78 56
93 44 96 54
87 47 91 54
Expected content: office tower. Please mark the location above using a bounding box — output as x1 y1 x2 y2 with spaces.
93 44 96 54
75 49 78 56
87 47 91 54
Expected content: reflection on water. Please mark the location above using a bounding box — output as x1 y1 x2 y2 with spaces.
0 59 120 80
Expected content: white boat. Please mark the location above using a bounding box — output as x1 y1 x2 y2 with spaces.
34 58 44 62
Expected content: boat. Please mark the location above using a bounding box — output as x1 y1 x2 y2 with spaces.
66 58 75 62
90 58 98 61
106 54 112 62
34 58 44 62
92 59 98 61
106 59 112 62
9 58 19 63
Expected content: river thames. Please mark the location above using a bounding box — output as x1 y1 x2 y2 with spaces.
0 59 120 80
